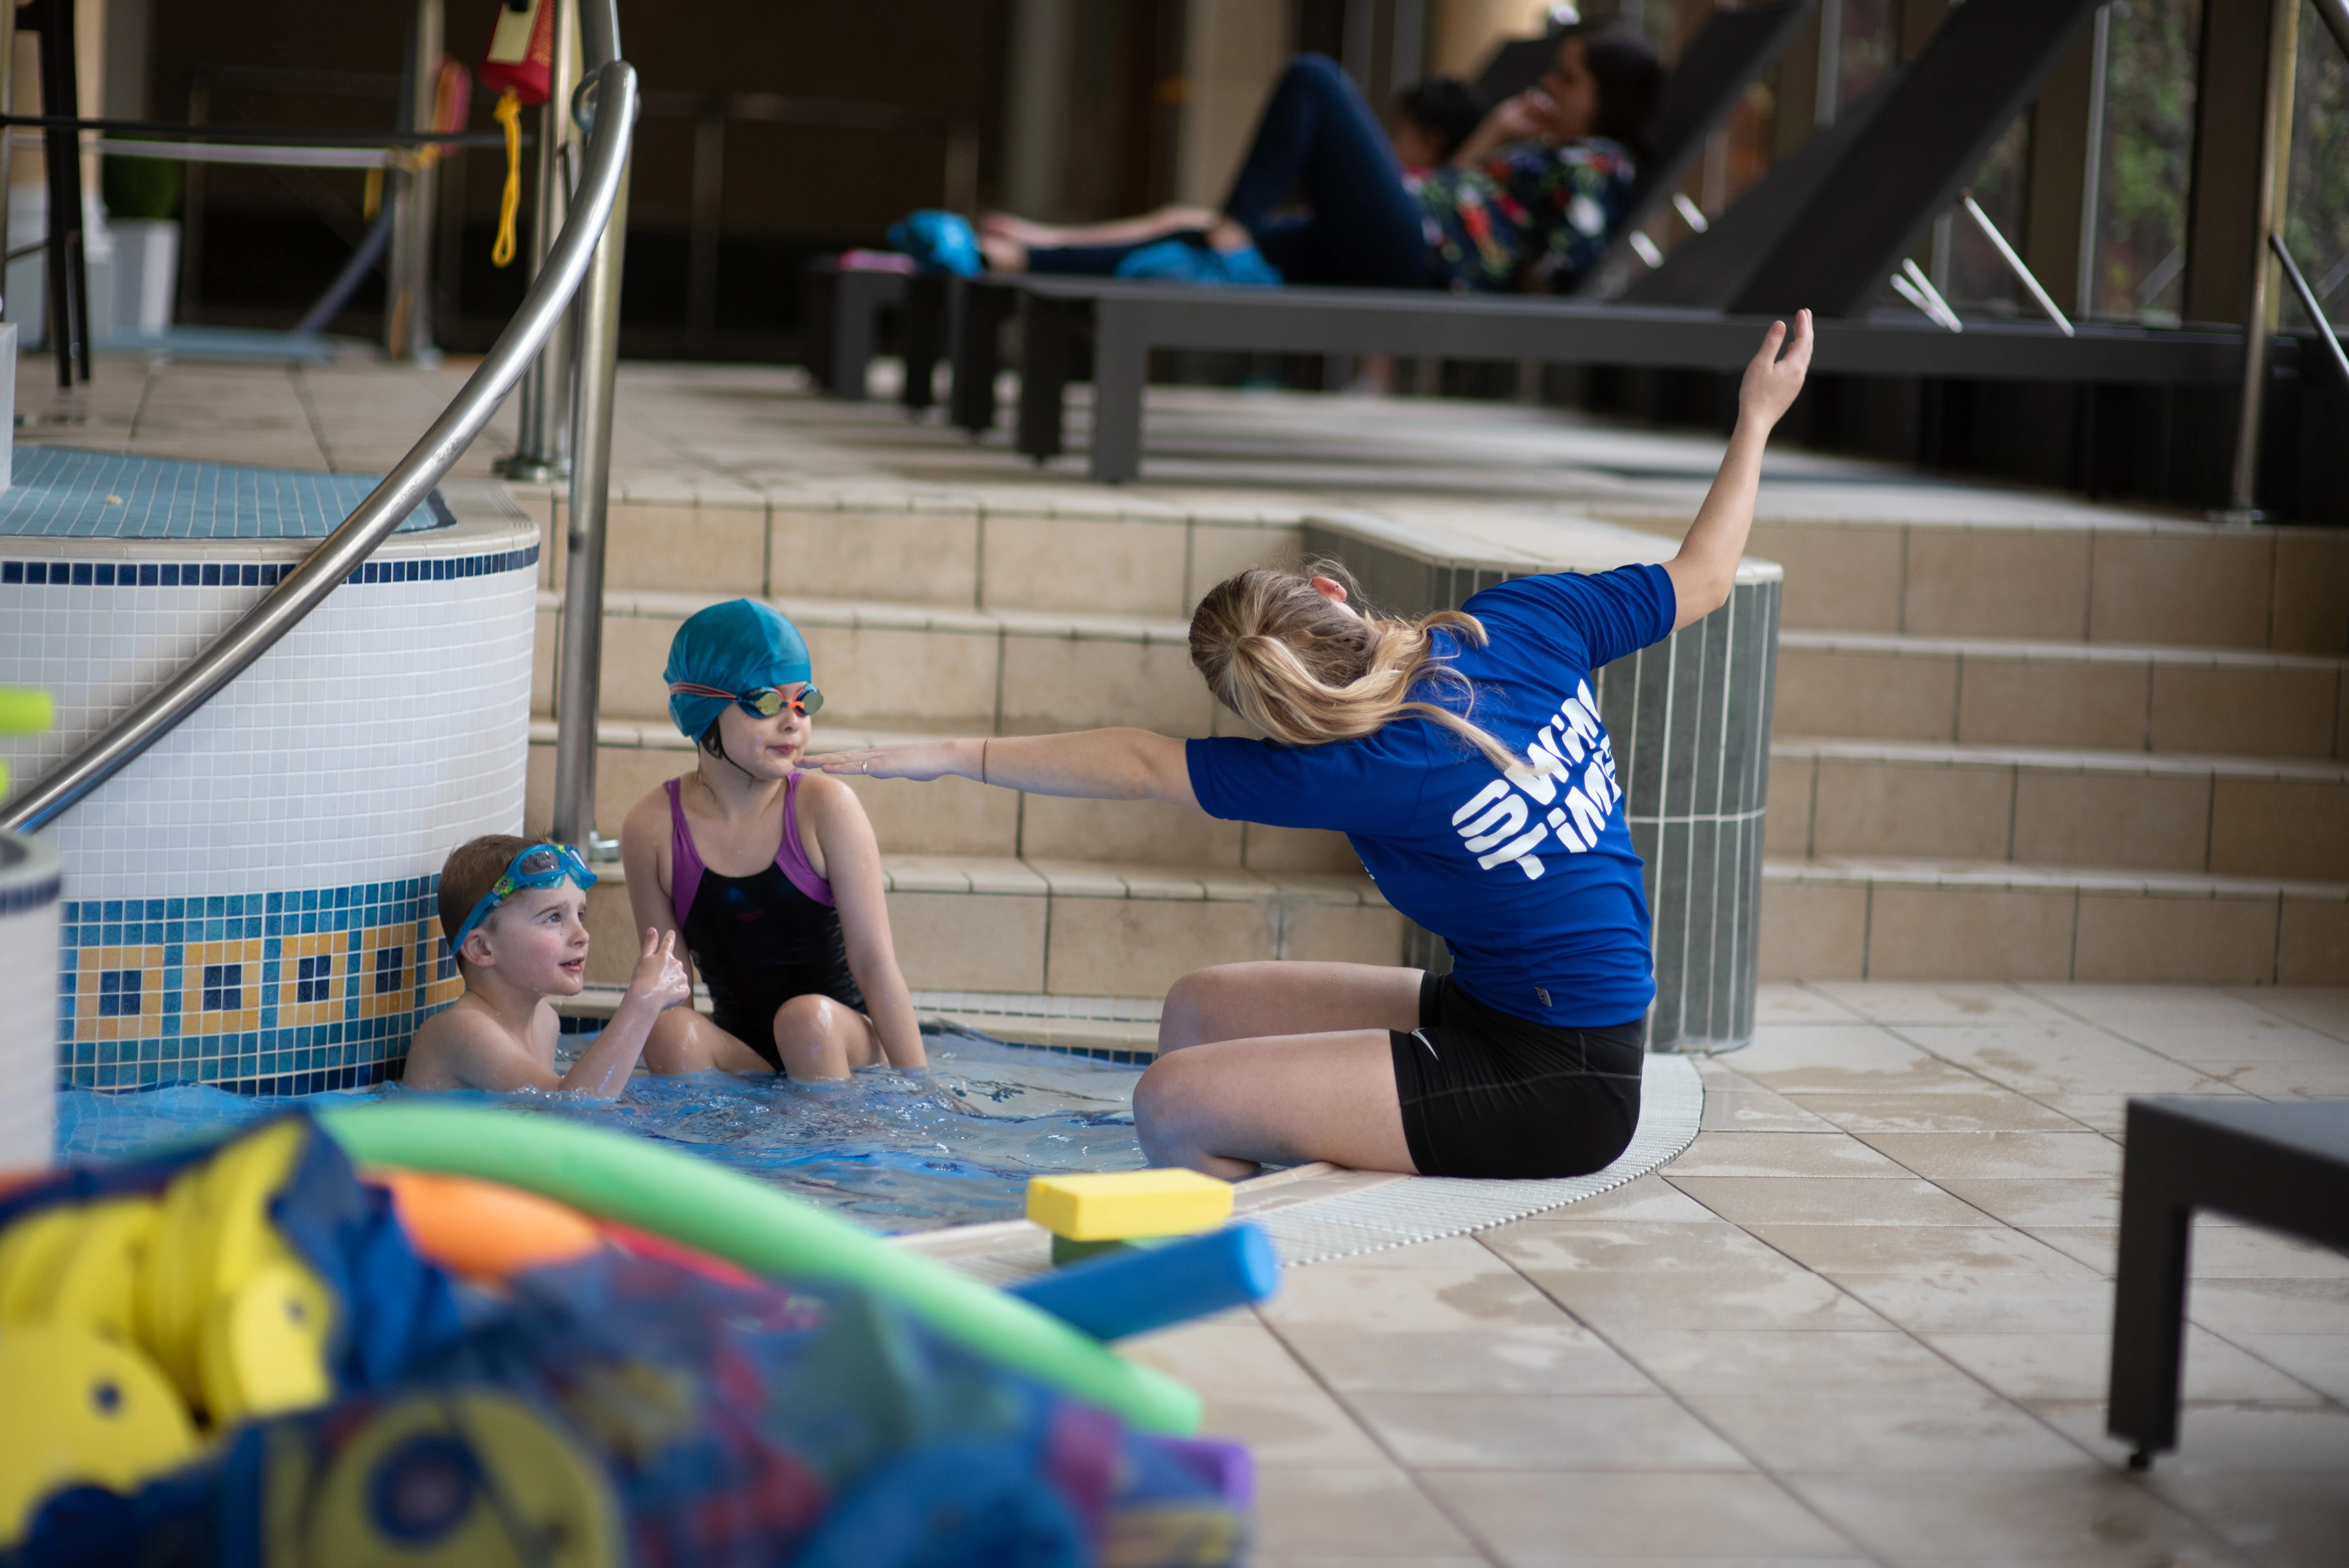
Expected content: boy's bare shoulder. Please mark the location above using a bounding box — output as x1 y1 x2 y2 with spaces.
403 996 554 1092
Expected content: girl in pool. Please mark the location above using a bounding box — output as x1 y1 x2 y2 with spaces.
618 599 928 1079
809 313 1811 1178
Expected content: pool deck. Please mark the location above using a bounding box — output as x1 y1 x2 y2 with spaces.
18 351 2349 1565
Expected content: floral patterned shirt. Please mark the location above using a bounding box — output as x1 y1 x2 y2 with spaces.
1412 137 1639 294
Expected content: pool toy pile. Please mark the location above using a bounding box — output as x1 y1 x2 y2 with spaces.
0 1109 1256 1566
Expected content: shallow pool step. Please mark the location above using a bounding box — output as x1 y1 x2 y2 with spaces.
556 983 1166 1057
520 720 1361 872
1762 855 2348 985
1769 737 2349 882
1774 631 2347 760
574 853 1402 998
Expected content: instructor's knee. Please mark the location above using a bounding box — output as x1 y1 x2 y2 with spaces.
641 1008 698 1075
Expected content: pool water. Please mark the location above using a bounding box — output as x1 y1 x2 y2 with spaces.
54 1024 1145 1232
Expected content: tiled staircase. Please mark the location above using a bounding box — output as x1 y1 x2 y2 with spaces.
517 493 1403 1007
1738 515 2348 984
516 477 2349 1005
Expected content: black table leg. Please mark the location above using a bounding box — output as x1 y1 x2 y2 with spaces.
1017 294 1084 465
900 274 946 413
2107 1108 2194 1468
951 281 1016 435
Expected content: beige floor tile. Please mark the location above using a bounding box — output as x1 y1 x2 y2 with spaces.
1347 1392 1751 1472
2118 1018 2349 1065
1275 1321 1660 1396
1923 1329 2325 1405
1419 1470 1862 1562
2224 987 2349 1043
1775 647 1959 742
2183 1279 2349 1338
1252 1467 1485 1560
1932 1178 2123 1229
1496 1172 1729 1225
2040 1403 2349 1477
2010 771 2214 874
1828 1273 2121 1334
1756 522 1906 632
2020 983 2284 1034
1864 888 2082 983
2023 1093 2144 1135
2073 894 2281 987
1744 1224 2104 1284
2222 1335 2349 1402
1327 1237 1512 1270
1669 1175 1999 1228
1809 760 2014 860
1756 983 1870 1023
1603 1327 1982 1397
1724 1026 1993 1095
2089 530 2275 648
1253 1558 1489 1567
1855 1131 2123 1182
1260 1262 1586 1334
1665 1131 1917 1178
2150 665 2341 760
2192 1058 2349 1096
2141 1471 2349 1568
1794 986 2076 1023
2208 778 2349 883
1702 1090 1846 1133
2182 1219 2349 1280
1482 1221 1808 1275
1794 1090 2090 1133
1903 527 2091 640
1956 654 2152 752
1118 1320 1389 1465
1687 1390 2095 1474
1759 883 1871 980
1782 1469 2239 1564
1519 1267 1887 1334
1893 1025 2231 1096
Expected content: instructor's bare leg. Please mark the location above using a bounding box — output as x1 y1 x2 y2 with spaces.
1136 1029 1415 1180
1159 961 1425 1053
772 993 883 1080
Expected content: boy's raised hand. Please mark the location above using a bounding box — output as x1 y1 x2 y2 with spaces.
626 928 691 1013
1738 308 1814 430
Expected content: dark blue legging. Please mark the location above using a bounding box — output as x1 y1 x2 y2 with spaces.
1027 55 1436 289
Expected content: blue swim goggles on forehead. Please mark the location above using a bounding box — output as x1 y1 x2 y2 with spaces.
666 680 824 720
449 843 597 955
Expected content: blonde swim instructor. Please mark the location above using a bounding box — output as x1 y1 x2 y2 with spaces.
810 313 1813 1180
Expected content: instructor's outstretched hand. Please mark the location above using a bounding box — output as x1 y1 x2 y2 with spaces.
1739 308 1814 428
1661 310 1814 632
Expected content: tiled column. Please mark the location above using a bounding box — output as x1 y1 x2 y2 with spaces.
1307 520 1782 1053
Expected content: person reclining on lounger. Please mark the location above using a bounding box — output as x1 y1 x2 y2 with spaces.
951 30 1659 294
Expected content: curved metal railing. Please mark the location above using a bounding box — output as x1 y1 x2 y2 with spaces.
2 16 634 835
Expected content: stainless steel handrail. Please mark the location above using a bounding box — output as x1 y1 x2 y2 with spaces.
1 51 637 835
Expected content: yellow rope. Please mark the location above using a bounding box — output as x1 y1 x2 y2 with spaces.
491 89 524 268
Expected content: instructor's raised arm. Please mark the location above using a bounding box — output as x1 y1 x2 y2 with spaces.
803 729 1199 811
1662 309 1813 632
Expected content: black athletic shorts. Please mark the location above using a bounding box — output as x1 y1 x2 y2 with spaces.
1390 972 1645 1180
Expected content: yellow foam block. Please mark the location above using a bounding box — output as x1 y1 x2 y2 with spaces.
1025 1169 1233 1242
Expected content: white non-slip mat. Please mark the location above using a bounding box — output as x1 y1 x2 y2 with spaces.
898 1052 1705 1280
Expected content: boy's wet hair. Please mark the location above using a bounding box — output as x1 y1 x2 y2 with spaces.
438 833 560 957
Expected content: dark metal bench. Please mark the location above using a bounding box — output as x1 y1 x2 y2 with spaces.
956 275 2241 481
798 258 906 399
2107 1097 2349 1469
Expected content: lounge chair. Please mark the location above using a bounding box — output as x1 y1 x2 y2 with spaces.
2106 1097 2349 1469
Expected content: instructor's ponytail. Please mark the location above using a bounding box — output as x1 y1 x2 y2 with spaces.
1188 563 1519 773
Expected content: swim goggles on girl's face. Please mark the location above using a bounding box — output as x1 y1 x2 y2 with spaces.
667 681 824 720
449 843 597 955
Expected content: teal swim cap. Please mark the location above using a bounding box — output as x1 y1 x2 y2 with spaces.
663 599 812 740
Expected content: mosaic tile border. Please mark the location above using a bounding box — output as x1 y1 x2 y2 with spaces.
2 541 536 589
57 879 463 1093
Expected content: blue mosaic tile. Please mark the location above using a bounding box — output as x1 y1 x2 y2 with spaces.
0 447 448 540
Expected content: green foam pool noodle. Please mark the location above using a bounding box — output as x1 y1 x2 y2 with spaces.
316 1101 1202 1435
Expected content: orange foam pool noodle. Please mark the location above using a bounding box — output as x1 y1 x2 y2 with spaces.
371 1169 602 1282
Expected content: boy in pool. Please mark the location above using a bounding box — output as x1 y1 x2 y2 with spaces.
402 834 691 1095
617 598 928 1079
